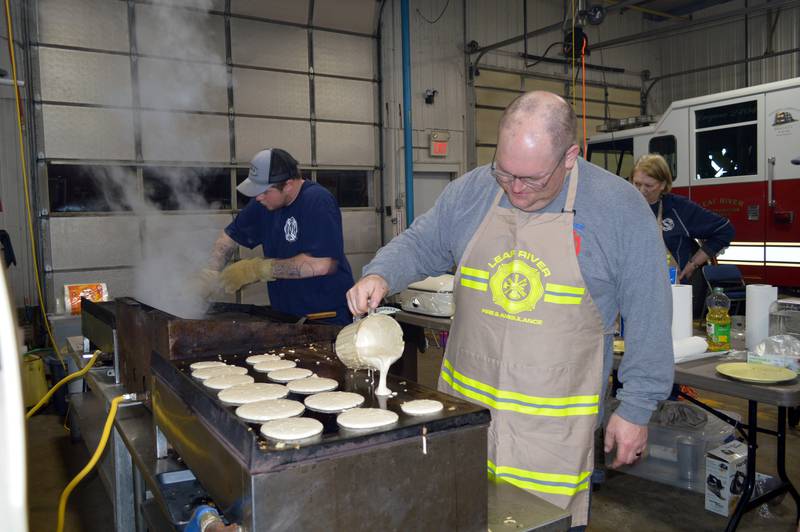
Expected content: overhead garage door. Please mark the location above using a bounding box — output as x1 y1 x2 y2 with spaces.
33 0 381 309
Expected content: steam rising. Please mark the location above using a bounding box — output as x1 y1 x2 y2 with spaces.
97 0 232 318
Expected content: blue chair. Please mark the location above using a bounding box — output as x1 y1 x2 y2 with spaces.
702 264 746 315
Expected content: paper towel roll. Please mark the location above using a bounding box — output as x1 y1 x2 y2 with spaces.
671 285 693 341
673 336 708 360
746 284 778 350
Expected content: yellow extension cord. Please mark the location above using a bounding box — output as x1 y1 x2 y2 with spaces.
3 0 66 370
56 394 128 532
25 349 101 419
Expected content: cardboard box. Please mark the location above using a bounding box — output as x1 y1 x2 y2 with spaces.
705 440 747 516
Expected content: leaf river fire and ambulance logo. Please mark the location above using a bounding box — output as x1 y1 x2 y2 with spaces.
489 258 545 314
284 216 298 242
461 249 583 325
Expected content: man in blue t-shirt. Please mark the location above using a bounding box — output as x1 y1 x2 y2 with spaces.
204 148 353 325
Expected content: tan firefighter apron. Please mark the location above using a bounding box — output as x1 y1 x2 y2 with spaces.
438 164 606 527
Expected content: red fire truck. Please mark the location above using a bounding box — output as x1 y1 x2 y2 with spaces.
587 78 800 287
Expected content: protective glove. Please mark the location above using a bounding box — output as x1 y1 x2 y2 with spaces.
219 257 275 293
189 268 220 300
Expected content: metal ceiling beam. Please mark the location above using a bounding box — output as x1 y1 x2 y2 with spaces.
603 0 690 21
469 0 644 66
592 0 800 51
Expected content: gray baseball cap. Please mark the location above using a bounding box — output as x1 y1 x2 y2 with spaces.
237 148 299 197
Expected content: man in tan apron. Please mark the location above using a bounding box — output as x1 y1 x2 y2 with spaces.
347 92 674 528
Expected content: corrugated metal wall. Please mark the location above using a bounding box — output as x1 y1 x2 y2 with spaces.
466 0 655 87
649 0 800 114
464 0 799 138
27 0 382 310
464 0 655 166
0 0 36 308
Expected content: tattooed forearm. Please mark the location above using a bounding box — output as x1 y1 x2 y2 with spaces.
208 232 237 271
271 261 303 278
272 255 337 279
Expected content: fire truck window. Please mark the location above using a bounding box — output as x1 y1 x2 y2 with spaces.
586 138 634 178
649 135 677 178
695 101 757 129
695 124 757 180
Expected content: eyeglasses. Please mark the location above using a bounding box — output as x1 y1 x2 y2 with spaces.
490 149 568 190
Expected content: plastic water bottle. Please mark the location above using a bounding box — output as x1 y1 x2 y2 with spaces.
667 253 679 285
706 287 731 351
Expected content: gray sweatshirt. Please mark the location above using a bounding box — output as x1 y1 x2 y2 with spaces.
364 158 674 425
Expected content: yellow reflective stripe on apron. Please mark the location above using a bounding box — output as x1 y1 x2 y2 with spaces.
441 359 599 416
459 266 490 291
488 461 591 497
543 282 585 305
460 278 488 291
543 294 582 305
460 266 490 279
544 283 584 295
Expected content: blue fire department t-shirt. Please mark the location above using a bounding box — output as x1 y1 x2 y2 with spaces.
224 180 354 324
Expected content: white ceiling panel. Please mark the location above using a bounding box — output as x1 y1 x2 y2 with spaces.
231 0 308 23
39 48 132 107
233 69 309 118
315 77 376 123
235 117 311 164
138 57 228 113
316 122 376 166
42 105 135 160
38 0 129 52
314 31 375 79
135 5 225 62
231 18 308 71
314 0 378 35
140 111 230 162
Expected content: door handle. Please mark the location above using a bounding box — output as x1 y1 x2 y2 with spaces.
767 156 776 207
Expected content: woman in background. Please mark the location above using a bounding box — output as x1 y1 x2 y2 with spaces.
631 154 735 318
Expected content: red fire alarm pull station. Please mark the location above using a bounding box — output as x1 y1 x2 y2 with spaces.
430 130 450 157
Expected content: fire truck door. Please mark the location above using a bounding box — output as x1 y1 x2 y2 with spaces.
689 95 766 283
764 88 800 285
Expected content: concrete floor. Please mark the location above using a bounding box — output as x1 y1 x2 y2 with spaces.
27 405 113 532
26 346 800 531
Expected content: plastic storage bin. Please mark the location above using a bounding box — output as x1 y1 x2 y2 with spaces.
605 400 738 493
